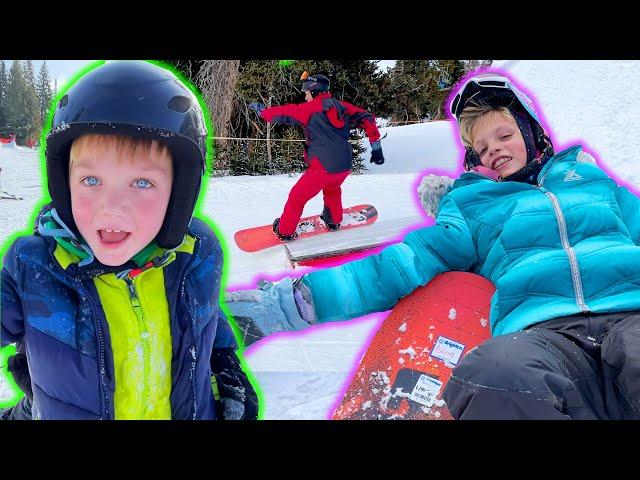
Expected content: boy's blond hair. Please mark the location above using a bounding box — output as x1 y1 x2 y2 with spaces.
458 102 515 149
69 134 172 171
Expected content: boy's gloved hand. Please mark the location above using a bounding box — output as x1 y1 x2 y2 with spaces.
248 102 266 114
370 141 385 165
7 352 33 401
224 277 316 347
211 348 259 420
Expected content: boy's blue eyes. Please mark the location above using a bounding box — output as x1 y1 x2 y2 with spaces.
82 176 101 186
133 179 152 189
81 177 153 188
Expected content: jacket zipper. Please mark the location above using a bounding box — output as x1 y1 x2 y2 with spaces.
537 156 589 312
78 283 110 419
123 275 151 417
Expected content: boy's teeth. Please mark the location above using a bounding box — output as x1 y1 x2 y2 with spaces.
104 229 121 232
495 157 510 168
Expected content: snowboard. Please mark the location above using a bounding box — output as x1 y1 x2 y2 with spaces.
234 204 378 253
332 271 495 420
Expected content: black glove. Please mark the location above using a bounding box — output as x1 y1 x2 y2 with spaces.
7 352 33 401
211 348 259 420
370 141 385 165
0 396 33 420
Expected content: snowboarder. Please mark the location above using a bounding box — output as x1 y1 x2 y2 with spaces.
1 61 258 420
248 70 385 241
227 71 640 419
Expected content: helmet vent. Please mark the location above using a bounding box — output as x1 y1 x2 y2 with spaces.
58 95 69 108
167 95 192 113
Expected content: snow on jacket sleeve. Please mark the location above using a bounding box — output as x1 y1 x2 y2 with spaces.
303 195 477 323
343 101 381 142
615 185 640 245
260 102 310 127
1 242 25 346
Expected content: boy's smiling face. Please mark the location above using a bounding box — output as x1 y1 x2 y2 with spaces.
471 110 528 178
69 135 173 266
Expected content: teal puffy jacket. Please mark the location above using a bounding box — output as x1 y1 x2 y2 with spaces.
304 145 640 336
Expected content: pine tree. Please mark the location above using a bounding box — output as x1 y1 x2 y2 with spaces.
387 60 467 123
36 61 54 127
0 60 7 136
387 60 431 124
6 60 28 143
23 60 41 143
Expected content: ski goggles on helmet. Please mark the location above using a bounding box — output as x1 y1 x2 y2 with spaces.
450 74 540 123
300 70 329 92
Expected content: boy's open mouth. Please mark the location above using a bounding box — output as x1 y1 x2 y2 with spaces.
98 229 131 244
492 156 512 169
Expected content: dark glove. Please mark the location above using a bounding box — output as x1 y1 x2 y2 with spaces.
0 396 33 420
248 102 266 115
211 348 259 420
7 353 33 401
370 141 385 165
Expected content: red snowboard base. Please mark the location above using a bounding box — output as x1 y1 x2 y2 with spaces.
234 204 377 253
332 272 495 420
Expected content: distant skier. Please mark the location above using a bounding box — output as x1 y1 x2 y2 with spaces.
229 71 640 419
249 71 384 241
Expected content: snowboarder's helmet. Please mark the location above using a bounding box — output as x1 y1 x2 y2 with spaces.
450 73 554 171
301 71 330 95
46 60 208 249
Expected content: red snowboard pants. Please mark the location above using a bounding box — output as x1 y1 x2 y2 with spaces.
278 158 351 236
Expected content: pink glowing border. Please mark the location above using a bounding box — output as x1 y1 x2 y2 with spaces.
226 65 640 418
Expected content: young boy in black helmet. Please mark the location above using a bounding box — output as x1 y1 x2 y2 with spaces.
249 71 385 241
0 60 258 420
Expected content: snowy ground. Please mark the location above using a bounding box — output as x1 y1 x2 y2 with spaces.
0 366 12 403
3 60 640 417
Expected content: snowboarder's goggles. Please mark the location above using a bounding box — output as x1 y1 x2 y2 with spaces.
300 71 325 84
450 74 537 122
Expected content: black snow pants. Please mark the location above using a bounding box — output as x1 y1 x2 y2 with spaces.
443 310 640 419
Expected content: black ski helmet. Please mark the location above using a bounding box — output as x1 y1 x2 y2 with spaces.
46 60 208 249
450 73 554 172
301 71 330 96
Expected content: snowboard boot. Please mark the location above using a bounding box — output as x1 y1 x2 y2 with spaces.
320 207 341 231
272 218 298 242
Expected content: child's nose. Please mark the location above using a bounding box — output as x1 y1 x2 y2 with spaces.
100 186 130 214
488 142 502 157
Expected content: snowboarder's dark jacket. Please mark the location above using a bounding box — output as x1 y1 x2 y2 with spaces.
260 92 381 173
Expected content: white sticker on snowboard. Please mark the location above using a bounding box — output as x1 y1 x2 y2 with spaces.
430 336 465 365
409 375 443 407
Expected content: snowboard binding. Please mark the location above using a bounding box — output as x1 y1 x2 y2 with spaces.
272 218 298 242
320 208 341 231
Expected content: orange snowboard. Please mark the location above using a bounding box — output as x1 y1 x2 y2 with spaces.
234 204 377 253
332 272 495 420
